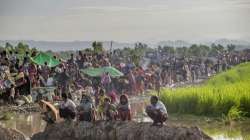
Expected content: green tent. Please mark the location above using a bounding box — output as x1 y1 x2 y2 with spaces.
82 66 124 77
31 52 60 67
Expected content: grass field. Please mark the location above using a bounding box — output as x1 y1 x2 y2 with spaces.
160 62 250 119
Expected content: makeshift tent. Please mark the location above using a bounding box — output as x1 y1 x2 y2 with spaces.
31 52 60 67
82 66 124 77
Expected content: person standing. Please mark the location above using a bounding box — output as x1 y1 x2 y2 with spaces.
9 84 15 104
101 72 112 93
155 71 162 96
28 63 37 87
58 68 70 94
128 70 136 95
41 62 50 83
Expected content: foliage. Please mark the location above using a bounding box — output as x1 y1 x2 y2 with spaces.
227 44 236 52
160 62 250 119
0 42 38 61
176 47 189 57
92 41 104 53
156 44 225 57
116 43 149 66
162 46 175 55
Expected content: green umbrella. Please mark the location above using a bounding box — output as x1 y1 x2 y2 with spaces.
31 52 60 67
82 66 124 77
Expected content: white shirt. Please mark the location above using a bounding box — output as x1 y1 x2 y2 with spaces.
60 99 76 111
154 101 167 114
46 77 54 86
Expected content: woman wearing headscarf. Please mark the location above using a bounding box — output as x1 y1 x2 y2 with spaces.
117 94 131 121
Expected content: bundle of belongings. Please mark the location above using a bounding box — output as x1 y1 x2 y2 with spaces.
0 69 32 105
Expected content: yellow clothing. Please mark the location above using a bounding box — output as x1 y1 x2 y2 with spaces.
97 95 107 113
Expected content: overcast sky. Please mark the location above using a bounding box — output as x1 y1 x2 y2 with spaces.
0 0 249 42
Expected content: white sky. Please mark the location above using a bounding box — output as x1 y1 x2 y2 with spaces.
0 0 249 42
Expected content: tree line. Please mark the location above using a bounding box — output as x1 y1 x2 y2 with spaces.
0 41 237 65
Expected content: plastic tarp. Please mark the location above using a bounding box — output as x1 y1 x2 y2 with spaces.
82 66 124 77
31 52 60 67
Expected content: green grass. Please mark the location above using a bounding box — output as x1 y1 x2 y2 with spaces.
160 62 250 119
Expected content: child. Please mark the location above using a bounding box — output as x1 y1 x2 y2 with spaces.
117 94 131 121
103 97 117 121
97 89 107 119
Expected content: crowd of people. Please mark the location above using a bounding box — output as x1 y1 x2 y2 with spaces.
0 48 249 126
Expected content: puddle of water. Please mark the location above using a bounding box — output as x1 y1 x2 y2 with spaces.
130 97 250 140
0 113 46 138
0 97 250 140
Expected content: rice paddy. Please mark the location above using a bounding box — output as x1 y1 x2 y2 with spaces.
160 62 250 119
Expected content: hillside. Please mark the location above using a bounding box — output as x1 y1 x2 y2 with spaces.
204 62 250 87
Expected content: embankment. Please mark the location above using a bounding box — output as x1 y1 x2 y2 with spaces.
31 121 212 140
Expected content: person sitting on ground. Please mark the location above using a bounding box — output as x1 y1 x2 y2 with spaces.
59 93 77 121
146 95 168 126
103 97 118 121
117 94 131 121
77 94 95 122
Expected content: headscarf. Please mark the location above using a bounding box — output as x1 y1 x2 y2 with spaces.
117 94 130 110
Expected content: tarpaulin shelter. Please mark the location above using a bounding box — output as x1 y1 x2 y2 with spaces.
31 52 60 67
82 66 124 77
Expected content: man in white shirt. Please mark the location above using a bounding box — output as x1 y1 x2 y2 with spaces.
146 95 168 126
59 93 77 120
46 77 54 87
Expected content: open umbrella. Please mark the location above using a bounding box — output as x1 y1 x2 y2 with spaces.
31 52 60 67
82 66 124 77
40 100 58 122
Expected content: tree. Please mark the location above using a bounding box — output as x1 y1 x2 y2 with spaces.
188 44 202 57
31 47 38 53
227 44 236 52
210 44 218 56
92 41 104 53
199 45 210 57
16 42 29 55
5 42 14 52
176 47 189 57
209 43 224 56
0 45 4 52
84 48 93 53
162 46 175 56
217 44 224 52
